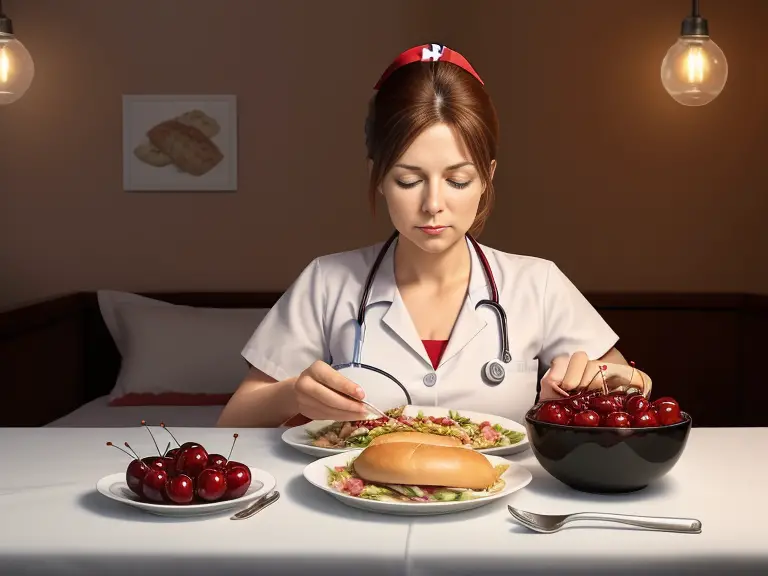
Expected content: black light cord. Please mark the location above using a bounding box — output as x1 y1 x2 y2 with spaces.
681 0 708 37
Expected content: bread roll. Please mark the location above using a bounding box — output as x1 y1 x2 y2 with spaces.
369 431 463 447
147 120 223 176
353 442 497 490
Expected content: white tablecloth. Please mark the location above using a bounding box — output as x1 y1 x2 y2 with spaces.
0 427 766 576
405 428 768 575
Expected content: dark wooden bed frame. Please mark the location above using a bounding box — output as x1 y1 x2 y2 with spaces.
0 291 765 428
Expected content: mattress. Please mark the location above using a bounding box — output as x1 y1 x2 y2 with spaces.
47 396 225 428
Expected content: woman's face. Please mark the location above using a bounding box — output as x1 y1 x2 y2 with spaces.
377 122 495 254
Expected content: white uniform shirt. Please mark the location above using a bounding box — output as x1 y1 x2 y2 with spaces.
242 237 619 424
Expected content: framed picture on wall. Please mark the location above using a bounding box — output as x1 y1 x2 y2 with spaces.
122 94 238 191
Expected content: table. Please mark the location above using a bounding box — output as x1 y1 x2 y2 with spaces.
0 427 410 576
405 428 768 575
1 427 766 575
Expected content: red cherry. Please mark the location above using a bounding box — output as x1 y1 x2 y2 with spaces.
142 468 169 502
589 395 618 416
534 402 571 425
652 397 680 411
225 464 252 499
603 411 632 428
608 391 627 409
632 410 659 428
166 473 194 504
656 403 683 425
175 445 209 478
106 442 149 497
208 454 228 469
559 395 587 412
625 395 649 415
125 459 149 497
572 410 600 427
197 468 228 501
165 448 180 460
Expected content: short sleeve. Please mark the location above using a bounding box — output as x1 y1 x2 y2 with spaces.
241 258 329 381
537 262 619 367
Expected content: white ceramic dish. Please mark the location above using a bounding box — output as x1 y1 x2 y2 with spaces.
303 450 532 516
95 464 275 517
282 405 529 458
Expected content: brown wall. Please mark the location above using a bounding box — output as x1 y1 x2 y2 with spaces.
1 0 766 309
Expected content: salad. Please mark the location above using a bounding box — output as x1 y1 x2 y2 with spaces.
307 406 525 449
327 459 510 503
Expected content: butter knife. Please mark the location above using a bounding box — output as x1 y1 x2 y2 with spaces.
230 490 280 520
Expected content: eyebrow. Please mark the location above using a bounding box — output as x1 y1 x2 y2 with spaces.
394 161 475 171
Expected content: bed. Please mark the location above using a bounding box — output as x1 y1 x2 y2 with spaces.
1 289 766 428
46 395 225 427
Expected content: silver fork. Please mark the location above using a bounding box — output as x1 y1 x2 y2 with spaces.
332 388 390 420
230 490 280 520
508 505 702 534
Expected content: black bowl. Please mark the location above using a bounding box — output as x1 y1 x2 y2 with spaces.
524 408 692 494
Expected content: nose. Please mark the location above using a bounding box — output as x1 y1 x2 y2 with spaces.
421 178 445 216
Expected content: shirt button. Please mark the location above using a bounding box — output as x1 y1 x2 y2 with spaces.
423 372 437 387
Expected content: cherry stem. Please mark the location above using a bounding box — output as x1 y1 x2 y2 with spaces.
106 441 135 459
585 368 601 391
628 360 636 389
123 442 140 459
226 433 239 461
141 420 162 456
160 422 181 447
599 366 608 395
162 442 171 457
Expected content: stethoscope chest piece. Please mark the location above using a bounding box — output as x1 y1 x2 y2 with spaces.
483 359 505 385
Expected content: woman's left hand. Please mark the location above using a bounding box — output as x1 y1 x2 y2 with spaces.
540 351 603 400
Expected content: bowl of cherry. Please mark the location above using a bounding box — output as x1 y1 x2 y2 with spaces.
99 421 270 515
524 388 691 494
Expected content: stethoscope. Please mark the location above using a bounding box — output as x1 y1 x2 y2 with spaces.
334 230 511 404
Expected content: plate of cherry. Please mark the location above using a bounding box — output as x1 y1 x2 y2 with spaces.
97 422 276 517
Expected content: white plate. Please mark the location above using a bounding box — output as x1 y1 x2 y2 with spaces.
95 464 276 517
282 405 529 458
303 450 532 516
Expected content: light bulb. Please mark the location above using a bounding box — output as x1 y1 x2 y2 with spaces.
0 35 34 105
660 1 727 107
661 36 727 106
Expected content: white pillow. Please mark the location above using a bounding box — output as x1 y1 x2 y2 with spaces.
97 290 269 406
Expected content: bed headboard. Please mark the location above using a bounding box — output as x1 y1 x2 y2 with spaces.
1 291 766 428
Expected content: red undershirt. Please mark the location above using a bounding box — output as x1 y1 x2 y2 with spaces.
282 339 449 427
422 339 449 370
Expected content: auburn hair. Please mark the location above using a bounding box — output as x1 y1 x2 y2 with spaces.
364 60 499 237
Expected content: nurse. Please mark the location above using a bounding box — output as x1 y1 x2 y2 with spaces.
217 43 632 428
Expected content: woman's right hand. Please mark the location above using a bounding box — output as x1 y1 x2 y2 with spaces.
293 360 371 421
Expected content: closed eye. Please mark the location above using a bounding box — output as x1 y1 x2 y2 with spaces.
395 180 473 190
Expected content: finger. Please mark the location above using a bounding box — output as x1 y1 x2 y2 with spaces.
308 361 365 399
561 351 589 391
577 360 604 392
547 355 570 383
540 372 568 400
539 378 569 400
298 395 369 422
296 375 369 416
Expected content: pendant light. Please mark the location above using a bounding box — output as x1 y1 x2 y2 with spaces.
0 0 35 105
660 0 728 106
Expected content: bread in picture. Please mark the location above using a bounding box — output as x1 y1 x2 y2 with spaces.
133 109 221 168
147 120 224 176
133 142 173 167
176 109 220 138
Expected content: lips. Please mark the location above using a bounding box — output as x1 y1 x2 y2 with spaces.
418 226 448 235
